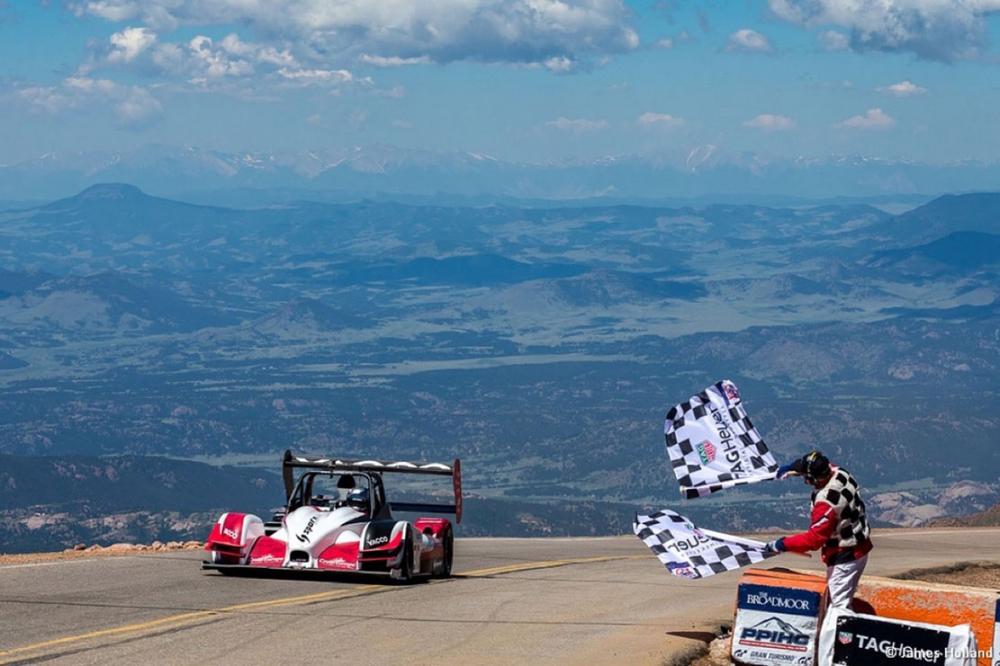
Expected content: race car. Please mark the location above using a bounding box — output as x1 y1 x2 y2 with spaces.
203 450 461 581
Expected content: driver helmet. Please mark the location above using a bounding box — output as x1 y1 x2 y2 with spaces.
346 487 370 513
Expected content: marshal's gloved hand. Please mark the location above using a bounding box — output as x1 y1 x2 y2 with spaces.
762 538 786 554
776 463 797 479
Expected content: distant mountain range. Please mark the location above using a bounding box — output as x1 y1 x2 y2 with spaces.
3 144 1000 203
0 183 996 546
869 231 1000 273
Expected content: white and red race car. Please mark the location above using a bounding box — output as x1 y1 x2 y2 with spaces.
203 450 461 581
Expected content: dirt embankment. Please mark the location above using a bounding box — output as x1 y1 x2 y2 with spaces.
930 502 1000 527
0 540 203 565
686 636 733 666
894 560 1000 589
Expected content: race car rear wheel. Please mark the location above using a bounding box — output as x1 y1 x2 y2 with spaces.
435 527 454 578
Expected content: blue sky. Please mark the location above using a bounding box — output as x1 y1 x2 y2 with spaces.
1 0 999 164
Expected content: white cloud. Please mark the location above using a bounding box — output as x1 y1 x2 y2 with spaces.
818 29 849 51
72 0 640 70
726 28 773 53
359 54 432 67
655 37 674 49
769 0 1000 61
64 75 118 95
101 31 354 90
878 80 927 96
17 86 73 115
217 34 296 67
542 56 575 73
636 112 684 128
78 1 139 22
277 67 354 85
61 0 638 107
188 35 255 79
743 113 796 131
17 76 162 128
546 116 608 132
835 107 896 130
107 26 157 63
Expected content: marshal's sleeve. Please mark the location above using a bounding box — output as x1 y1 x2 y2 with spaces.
782 501 837 553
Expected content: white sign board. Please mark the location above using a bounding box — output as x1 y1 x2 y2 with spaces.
818 608 978 666
732 582 823 666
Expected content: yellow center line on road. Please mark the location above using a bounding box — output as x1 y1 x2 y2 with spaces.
460 554 644 578
0 585 385 663
0 554 641 662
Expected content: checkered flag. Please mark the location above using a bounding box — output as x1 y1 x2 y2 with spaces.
633 509 777 580
664 379 778 499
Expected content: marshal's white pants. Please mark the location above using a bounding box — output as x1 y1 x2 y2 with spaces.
826 554 868 609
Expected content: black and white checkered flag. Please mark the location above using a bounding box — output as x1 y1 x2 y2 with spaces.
633 509 777 580
665 379 778 499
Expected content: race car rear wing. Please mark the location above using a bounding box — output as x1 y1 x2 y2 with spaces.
281 450 463 523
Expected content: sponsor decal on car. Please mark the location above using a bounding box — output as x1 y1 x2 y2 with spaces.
222 527 239 540
296 516 318 543
722 381 741 404
318 557 355 570
367 535 389 547
251 553 284 566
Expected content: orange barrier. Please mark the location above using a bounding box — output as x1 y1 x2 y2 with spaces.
740 567 828 590
733 567 999 666
854 576 998 666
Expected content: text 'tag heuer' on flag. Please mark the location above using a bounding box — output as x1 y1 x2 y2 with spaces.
664 379 778 499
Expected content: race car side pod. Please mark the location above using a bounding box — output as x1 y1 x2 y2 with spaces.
280 450 463 524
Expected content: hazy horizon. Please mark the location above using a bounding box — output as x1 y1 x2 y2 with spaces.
4 2 1000 167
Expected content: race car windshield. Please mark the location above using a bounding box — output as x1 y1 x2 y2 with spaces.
303 473 371 511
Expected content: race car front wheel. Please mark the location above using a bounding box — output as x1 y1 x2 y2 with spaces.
211 549 240 566
392 528 416 583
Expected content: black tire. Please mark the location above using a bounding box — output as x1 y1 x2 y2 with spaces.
436 527 454 578
397 529 416 583
210 550 240 566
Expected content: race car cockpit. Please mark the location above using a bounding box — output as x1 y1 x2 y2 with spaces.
286 469 390 521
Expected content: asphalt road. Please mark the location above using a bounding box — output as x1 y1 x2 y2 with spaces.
1 528 998 665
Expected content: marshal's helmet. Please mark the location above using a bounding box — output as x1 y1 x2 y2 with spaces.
791 450 832 484
346 487 370 513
